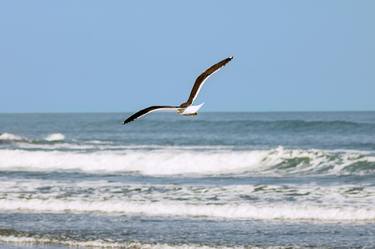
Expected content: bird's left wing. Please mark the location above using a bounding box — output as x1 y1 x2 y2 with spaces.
123 105 178 124
184 56 233 106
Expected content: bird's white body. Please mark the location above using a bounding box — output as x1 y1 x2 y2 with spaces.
180 103 204 116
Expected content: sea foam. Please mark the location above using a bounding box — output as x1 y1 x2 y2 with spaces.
0 147 373 176
0 235 279 249
0 149 270 175
0 199 374 222
0 132 65 143
0 133 25 141
44 133 65 142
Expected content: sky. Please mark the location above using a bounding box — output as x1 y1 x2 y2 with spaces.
0 1 374 112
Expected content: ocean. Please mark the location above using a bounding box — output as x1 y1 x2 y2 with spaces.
0 112 374 249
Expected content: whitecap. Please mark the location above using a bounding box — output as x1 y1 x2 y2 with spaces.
44 133 65 142
0 147 373 176
0 132 25 141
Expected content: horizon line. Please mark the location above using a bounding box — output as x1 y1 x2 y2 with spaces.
1 110 375 114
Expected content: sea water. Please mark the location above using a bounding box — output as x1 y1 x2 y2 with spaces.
0 112 374 249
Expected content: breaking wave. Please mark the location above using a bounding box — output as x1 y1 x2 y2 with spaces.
0 132 65 143
0 199 374 222
44 133 65 142
0 232 296 249
0 147 374 176
0 133 25 142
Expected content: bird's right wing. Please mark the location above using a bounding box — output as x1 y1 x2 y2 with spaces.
123 106 178 124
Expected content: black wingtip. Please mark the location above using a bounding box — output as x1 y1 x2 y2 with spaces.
222 56 233 66
223 56 233 64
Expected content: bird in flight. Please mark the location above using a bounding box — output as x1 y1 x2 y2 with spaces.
123 56 233 124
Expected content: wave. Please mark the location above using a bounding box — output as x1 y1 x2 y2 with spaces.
0 132 26 142
0 132 65 144
2 179 373 205
143 119 375 132
254 120 374 131
0 199 373 222
0 149 265 175
0 147 374 176
0 233 295 249
1 179 373 221
14 142 236 152
44 133 65 142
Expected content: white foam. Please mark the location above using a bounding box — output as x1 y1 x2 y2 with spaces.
1 178 374 223
0 132 25 141
0 236 266 249
0 149 272 175
1 179 374 212
0 199 373 222
44 133 65 142
0 147 373 176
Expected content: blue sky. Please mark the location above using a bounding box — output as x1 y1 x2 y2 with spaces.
0 1 374 112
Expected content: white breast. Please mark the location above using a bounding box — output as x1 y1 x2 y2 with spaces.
180 103 205 115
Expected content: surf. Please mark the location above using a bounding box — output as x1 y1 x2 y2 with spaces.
0 147 374 176
0 198 374 222
0 132 65 144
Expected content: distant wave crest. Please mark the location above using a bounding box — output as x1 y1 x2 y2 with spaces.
0 133 26 142
151 119 375 132
44 133 65 142
0 132 65 143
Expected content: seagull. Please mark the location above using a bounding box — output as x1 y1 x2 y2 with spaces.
123 56 233 124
